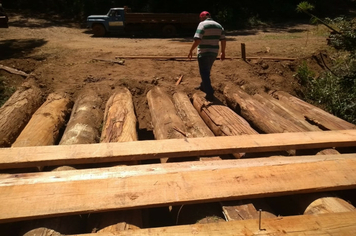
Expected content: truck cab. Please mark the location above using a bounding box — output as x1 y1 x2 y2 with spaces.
87 8 126 37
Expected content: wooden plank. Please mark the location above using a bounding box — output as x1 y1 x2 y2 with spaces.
0 129 355 169
70 211 356 236
0 154 356 223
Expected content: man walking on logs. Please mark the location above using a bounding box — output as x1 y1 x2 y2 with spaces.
188 11 226 101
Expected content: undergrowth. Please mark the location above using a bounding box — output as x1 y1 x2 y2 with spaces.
295 16 356 124
0 76 16 107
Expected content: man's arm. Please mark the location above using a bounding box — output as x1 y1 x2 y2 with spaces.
188 38 201 59
220 39 226 60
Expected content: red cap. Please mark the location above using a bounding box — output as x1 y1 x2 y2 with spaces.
200 11 210 18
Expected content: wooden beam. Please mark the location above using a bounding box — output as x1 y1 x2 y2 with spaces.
0 129 355 169
0 154 356 223
69 211 356 236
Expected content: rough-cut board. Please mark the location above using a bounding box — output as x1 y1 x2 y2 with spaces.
0 129 355 169
1 154 356 223
271 90 356 130
0 82 43 147
59 89 103 145
101 88 137 143
224 85 306 133
12 93 72 147
70 211 356 236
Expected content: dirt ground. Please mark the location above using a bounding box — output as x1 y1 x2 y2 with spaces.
0 11 332 132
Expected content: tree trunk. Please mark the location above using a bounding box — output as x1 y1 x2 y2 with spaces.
147 87 188 163
0 82 43 147
192 92 258 137
59 89 103 145
12 93 72 147
88 87 142 233
253 93 321 132
270 90 356 130
224 85 306 134
101 88 137 143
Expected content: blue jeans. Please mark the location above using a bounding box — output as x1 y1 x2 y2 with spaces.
198 55 216 96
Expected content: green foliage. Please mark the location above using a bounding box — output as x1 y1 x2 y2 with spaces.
0 76 16 107
296 1 315 13
295 56 356 124
326 17 356 52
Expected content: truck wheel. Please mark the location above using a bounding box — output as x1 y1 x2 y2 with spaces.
162 25 176 37
92 24 106 37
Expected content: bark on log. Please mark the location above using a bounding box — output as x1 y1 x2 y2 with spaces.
101 88 137 143
224 85 306 134
192 92 258 137
59 89 103 145
12 93 72 147
270 90 356 130
253 93 321 132
0 82 43 147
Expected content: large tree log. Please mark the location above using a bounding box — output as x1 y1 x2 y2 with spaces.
224 85 306 134
147 87 187 163
12 93 72 147
89 87 142 233
270 90 356 130
192 93 258 136
0 82 43 147
100 88 137 143
59 89 103 145
172 92 214 138
253 93 321 131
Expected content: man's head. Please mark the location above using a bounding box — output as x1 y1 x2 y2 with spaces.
199 11 210 21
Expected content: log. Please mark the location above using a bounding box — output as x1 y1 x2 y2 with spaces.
270 90 356 130
12 93 72 147
101 88 137 143
59 89 103 145
224 85 306 134
253 93 321 131
92 87 142 233
172 92 214 138
192 93 258 137
147 87 187 162
1 154 356 223
69 212 356 236
1 129 355 170
0 82 43 147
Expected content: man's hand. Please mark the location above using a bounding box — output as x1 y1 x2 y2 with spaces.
188 50 193 60
220 51 225 61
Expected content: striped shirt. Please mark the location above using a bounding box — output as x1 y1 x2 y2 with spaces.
194 18 225 57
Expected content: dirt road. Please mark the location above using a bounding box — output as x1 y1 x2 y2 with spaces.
0 11 330 130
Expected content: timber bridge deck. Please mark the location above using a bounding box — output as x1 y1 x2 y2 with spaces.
0 83 356 235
